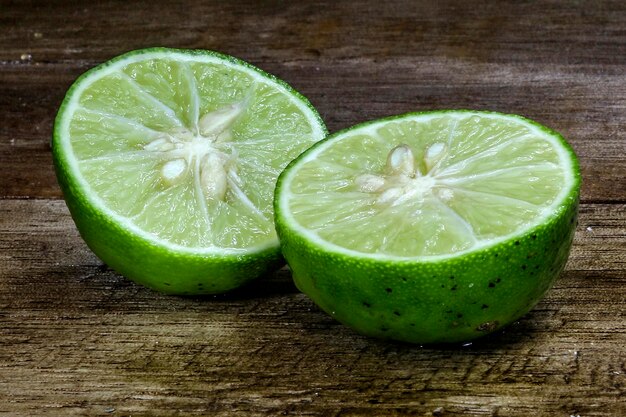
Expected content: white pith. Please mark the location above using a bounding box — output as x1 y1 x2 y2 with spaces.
140 102 245 203
279 112 578 261
355 144 446 206
57 51 325 255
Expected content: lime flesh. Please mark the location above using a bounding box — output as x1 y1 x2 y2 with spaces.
53 48 326 294
275 111 580 343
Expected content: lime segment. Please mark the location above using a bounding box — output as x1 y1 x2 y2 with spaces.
279 112 575 258
63 51 324 251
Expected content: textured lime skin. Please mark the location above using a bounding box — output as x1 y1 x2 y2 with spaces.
52 48 326 295
275 111 581 343
55 166 283 294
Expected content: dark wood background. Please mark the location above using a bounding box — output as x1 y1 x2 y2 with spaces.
1 1 624 416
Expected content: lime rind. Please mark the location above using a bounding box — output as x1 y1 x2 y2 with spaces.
53 47 327 258
278 198 578 343
276 110 581 262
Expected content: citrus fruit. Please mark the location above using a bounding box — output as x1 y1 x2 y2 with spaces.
275 110 581 343
52 48 326 294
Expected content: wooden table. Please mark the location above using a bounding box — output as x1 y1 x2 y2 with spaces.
1 1 624 415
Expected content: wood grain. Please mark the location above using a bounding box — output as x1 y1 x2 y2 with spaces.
1 200 625 416
1 1 625 416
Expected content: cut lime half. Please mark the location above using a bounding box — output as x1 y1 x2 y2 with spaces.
53 48 326 294
275 110 580 343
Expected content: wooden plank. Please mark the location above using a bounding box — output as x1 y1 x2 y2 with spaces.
1 200 624 416
1 1 625 202
1 60 625 202
1 1 626 65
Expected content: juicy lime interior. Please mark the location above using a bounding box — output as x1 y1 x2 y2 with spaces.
280 112 576 258
59 50 325 251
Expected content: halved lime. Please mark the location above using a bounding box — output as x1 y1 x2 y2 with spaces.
275 110 580 343
53 48 326 294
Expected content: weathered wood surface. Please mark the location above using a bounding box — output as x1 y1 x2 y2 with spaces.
1 1 625 416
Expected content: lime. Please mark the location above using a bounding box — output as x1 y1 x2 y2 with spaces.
275 110 580 343
53 48 326 294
